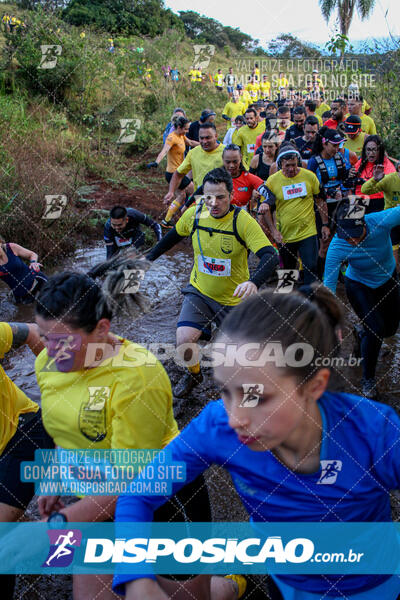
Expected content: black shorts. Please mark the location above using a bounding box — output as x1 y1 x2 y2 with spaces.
177 284 233 341
391 225 400 246
165 171 191 191
0 410 54 509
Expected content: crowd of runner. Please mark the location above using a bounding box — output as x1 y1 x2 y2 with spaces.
1 65 400 600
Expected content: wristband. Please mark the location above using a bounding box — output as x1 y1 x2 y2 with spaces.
322 223 329 227
30 259 37 263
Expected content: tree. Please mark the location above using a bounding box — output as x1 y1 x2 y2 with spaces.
269 34 321 58
319 0 376 39
179 11 253 51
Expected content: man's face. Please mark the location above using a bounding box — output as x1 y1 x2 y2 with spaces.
223 150 241 176
346 129 360 140
278 111 291 128
111 216 128 233
348 99 361 115
281 157 299 178
331 102 344 121
304 124 318 142
232 92 239 103
199 128 217 151
285 100 294 109
203 182 231 218
293 113 305 129
245 112 257 128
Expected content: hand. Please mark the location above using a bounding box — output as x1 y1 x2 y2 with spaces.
163 191 174 205
321 225 331 241
348 167 357 178
373 164 385 181
38 495 65 518
273 230 283 244
233 281 258 299
258 202 268 215
29 261 42 272
147 162 158 169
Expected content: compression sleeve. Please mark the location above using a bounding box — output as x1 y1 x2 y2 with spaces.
184 185 203 209
146 228 185 261
105 243 116 260
249 246 279 288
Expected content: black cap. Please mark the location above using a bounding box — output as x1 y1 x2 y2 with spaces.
343 115 362 134
322 128 345 144
336 201 366 240
200 110 216 122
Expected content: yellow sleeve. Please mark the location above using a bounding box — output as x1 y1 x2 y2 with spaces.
231 128 241 147
238 211 272 254
222 102 230 115
360 177 385 195
369 119 377 135
175 205 196 236
0 323 12 358
110 365 176 449
176 149 193 176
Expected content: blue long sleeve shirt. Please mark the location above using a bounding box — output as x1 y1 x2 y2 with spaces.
324 206 400 292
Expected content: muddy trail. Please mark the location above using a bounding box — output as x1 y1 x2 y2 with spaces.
1 184 400 597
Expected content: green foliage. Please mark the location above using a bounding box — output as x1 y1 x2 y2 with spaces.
319 0 376 38
325 32 353 55
62 0 184 37
269 34 322 58
178 10 253 51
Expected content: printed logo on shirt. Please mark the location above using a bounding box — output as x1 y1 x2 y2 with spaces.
79 387 109 442
220 235 234 254
198 256 231 276
115 237 133 247
282 182 307 200
317 460 342 484
247 143 255 153
238 187 249 192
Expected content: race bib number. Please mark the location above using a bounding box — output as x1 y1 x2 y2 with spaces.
115 236 132 247
198 256 231 277
282 182 307 200
247 143 255 153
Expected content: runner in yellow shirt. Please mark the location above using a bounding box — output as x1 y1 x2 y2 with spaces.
259 145 329 283
188 68 197 82
34 271 210 599
195 67 203 82
315 97 331 118
146 167 278 396
214 68 224 90
232 107 266 169
222 91 245 129
253 64 260 81
164 122 225 200
343 115 366 157
260 75 271 99
347 96 376 135
245 76 260 102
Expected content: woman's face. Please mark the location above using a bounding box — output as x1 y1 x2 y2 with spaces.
365 141 379 163
223 150 241 176
213 337 318 453
35 316 110 372
262 141 277 157
177 124 189 136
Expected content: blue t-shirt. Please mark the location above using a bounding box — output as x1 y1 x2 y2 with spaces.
113 392 400 596
324 207 400 292
308 150 351 199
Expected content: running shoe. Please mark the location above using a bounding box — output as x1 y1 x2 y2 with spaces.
361 377 379 400
161 219 173 229
174 370 203 398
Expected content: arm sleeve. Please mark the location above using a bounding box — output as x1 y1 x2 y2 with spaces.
112 402 221 593
146 228 184 261
176 151 192 176
376 206 400 230
360 177 385 196
184 185 203 209
307 157 318 174
258 184 276 206
129 208 154 228
323 239 346 293
250 246 279 287
371 404 400 490
106 243 116 260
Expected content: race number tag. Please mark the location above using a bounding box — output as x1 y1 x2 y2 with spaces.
247 143 255 153
198 256 231 277
115 236 132 247
282 182 307 200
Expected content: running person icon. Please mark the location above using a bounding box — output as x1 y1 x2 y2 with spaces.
45 531 77 566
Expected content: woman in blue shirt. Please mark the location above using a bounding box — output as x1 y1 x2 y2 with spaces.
324 201 400 399
113 285 400 600
0 238 47 303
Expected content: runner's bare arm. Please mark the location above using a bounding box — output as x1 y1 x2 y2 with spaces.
9 322 44 356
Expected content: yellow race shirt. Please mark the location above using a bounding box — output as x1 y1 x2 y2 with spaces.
232 121 266 170
246 82 260 100
265 168 320 243
254 68 260 80
316 102 331 117
0 323 38 455
35 338 178 450
177 143 225 190
361 172 400 210
166 131 186 172
188 69 197 81
362 99 371 114
222 101 245 128
344 132 366 157
241 90 251 109
176 203 271 305
214 73 224 86
260 81 271 98
278 77 289 88
195 70 202 82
